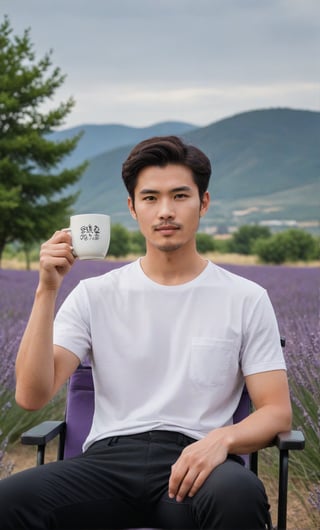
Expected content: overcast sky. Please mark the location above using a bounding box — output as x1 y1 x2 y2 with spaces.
2 0 319 128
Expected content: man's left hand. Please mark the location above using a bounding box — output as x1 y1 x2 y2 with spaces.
168 431 229 502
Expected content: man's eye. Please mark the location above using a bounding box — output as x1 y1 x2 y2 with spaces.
175 193 188 199
143 196 156 201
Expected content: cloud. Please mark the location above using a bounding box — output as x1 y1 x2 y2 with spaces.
1 0 319 127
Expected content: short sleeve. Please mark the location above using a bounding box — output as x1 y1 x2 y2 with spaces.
53 282 92 363
240 290 286 376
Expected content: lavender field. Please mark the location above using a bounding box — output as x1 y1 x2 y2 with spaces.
1 260 319 519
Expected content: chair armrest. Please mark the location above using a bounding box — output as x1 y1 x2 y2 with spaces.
21 420 66 446
274 430 305 451
272 430 305 529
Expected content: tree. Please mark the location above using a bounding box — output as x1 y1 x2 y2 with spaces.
129 230 146 255
254 229 318 264
230 225 271 255
196 232 215 253
0 16 87 265
108 224 130 257
253 237 287 264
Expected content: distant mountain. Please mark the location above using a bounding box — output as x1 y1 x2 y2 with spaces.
50 121 197 168
185 108 320 199
58 109 320 233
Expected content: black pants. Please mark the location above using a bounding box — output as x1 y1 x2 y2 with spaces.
0 431 270 529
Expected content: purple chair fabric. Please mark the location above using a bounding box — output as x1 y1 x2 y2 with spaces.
64 366 94 458
233 386 250 466
63 365 251 463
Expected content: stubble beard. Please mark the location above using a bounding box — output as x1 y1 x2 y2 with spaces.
156 242 183 252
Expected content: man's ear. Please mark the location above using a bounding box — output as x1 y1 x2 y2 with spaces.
200 191 210 217
128 197 137 220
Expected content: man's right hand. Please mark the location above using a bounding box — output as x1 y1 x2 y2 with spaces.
38 230 76 291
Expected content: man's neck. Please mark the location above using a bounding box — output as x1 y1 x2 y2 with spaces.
140 247 208 286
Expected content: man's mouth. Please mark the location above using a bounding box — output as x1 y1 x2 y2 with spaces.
154 223 181 235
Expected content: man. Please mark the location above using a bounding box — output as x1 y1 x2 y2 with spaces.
0 136 292 529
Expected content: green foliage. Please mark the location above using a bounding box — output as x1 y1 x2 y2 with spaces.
108 223 130 257
289 387 319 483
213 238 232 253
254 229 318 264
313 236 320 259
128 230 146 255
0 16 88 262
3 241 39 263
0 388 66 446
254 237 286 264
196 232 215 253
0 387 66 478
229 225 271 255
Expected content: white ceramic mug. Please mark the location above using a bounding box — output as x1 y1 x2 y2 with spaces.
65 214 110 260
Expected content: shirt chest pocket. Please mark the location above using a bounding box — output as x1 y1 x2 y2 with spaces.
189 338 236 387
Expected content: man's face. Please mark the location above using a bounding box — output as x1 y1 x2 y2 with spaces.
128 164 209 253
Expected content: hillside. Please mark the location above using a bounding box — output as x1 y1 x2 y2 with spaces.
58 108 320 232
186 108 320 199
50 121 197 168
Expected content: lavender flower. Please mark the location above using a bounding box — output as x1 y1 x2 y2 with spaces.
0 260 319 516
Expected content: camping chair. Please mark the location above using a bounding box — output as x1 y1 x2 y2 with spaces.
21 338 305 530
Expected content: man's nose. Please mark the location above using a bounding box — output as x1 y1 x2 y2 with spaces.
158 199 175 219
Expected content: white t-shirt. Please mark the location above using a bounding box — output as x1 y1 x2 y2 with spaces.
54 259 286 452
